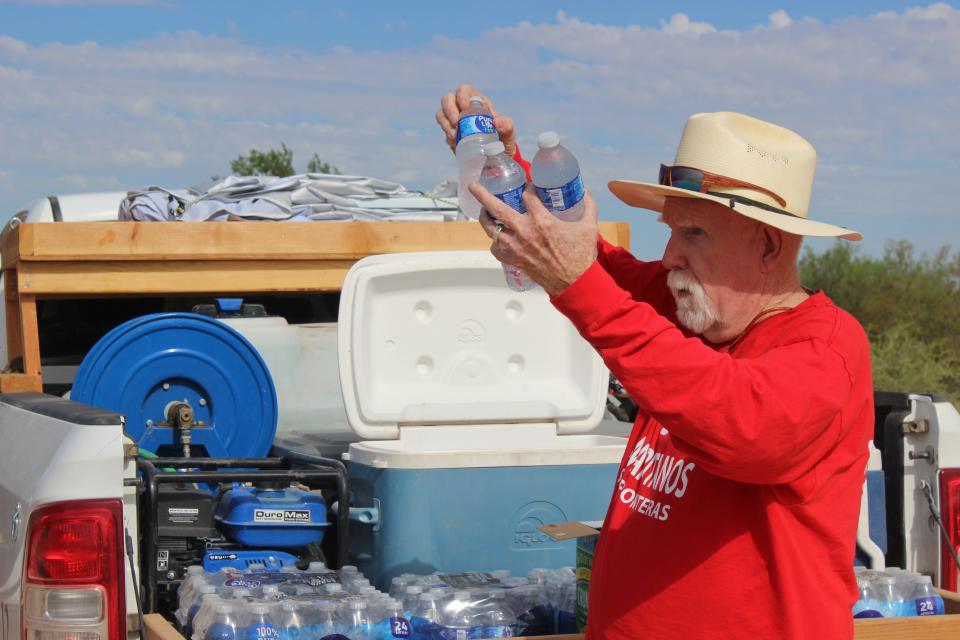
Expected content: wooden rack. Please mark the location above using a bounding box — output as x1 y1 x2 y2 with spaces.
0 220 630 392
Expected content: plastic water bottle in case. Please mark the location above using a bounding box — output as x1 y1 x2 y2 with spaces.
313 601 340 640
441 591 482 640
456 96 499 220
479 141 535 292
531 131 585 222
206 602 241 640
244 602 279 640
480 590 515 638
912 576 945 616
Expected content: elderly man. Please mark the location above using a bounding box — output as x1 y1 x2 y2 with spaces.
437 86 874 639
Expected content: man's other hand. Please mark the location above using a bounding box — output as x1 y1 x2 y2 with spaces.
472 183 600 296
436 84 516 156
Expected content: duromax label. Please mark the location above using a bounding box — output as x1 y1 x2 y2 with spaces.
253 509 311 523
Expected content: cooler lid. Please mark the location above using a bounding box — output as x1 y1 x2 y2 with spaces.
338 252 609 440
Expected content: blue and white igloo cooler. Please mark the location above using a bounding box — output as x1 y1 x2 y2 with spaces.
337 251 627 589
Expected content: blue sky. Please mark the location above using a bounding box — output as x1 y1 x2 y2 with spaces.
1 0 958 259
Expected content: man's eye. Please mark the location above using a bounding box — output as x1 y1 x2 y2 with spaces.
684 227 704 239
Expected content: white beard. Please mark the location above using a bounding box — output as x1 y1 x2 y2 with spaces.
667 269 719 335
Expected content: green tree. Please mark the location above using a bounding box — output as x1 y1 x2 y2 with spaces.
307 153 341 175
800 241 960 403
226 144 341 178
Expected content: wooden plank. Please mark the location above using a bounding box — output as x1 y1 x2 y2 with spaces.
940 588 960 615
854 614 960 638
18 259 357 295
3 269 22 368
144 611 960 640
0 223 26 269
9 221 630 262
144 614 182 640
19 294 40 376
0 373 42 393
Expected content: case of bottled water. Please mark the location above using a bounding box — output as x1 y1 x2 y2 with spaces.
337 252 625 590
852 567 946 618
179 564 577 639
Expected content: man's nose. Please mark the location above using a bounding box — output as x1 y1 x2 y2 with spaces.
661 234 688 271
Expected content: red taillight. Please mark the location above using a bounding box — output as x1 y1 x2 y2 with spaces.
22 500 126 640
939 469 960 591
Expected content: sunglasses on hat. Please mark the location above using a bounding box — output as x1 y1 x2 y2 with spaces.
659 164 787 209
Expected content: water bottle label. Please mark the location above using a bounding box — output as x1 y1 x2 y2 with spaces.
206 623 238 640
852 608 883 618
456 114 495 144
535 175 584 213
916 596 945 616
494 185 527 214
390 616 411 638
440 628 482 640
305 573 340 587
481 624 514 637
224 578 261 589
246 624 279 640
438 572 502 589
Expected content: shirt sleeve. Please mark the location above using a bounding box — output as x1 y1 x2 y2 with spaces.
551 260 852 485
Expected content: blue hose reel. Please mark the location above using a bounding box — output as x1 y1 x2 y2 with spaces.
72 313 278 459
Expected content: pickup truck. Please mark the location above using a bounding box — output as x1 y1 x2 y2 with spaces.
0 192 959 640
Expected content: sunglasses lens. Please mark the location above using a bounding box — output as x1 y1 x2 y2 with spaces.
669 167 705 192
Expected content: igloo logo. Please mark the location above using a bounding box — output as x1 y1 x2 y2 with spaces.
510 501 567 550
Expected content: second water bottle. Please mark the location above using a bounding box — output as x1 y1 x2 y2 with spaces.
479 141 535 292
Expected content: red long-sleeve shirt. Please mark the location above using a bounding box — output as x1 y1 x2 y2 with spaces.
511 146 874 639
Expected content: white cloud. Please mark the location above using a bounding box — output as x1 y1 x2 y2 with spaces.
0 5 957 258
768 10 793 29
660 13 717 35
905 2 956 20
0 35 28 56
0 0 168 4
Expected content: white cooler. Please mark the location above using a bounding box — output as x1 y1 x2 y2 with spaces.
337 251 627 589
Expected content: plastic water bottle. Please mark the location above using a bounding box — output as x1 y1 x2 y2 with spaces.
390 576 413 600
456 96 499 220
191 594 224 640
870 577 901 617
489 570 510 581
911 575 945 616
308 561 327 572
414 591 444 623
479 590 514 638
510 585 552 636
271 601 303 640
311 601 340 640
377 598 411 639
531 131 585 222
441 591 482 640
185 585 218 636
343 598 373 639
403 585 425 613
324 583 344 596
478 141 535 292
206 602 241 640
243 602 279 640
555 582 577 633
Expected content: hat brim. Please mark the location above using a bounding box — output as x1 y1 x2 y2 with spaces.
608 180 862 241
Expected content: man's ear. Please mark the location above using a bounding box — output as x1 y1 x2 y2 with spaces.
758 224 783 273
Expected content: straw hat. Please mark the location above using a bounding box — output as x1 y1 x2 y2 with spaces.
608 112 861 240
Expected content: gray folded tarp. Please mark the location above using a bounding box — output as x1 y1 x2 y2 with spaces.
119 174 460 222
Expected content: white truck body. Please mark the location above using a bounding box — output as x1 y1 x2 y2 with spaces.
0 193 958 640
